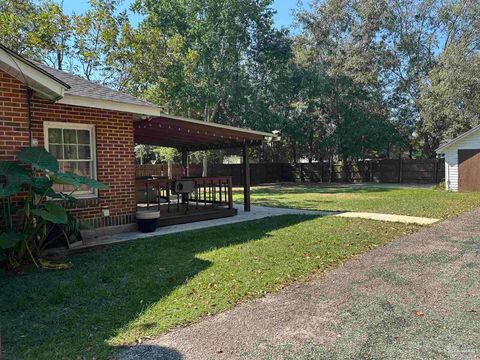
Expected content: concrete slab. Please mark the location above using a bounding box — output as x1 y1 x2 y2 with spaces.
334 212 439 225
78 205 439 250
80 205 324 249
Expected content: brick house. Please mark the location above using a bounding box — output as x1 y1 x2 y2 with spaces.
0 44 272 243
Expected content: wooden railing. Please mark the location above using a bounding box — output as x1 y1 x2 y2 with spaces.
136 176 233 214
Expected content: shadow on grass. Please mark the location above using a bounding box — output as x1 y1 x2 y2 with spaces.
247 184 404 196
233 184 427 214
0 215 317 359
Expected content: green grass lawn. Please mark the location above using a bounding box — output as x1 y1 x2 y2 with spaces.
233 183 480 219
0 215 419 359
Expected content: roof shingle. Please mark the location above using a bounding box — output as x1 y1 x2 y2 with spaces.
33 62 159 109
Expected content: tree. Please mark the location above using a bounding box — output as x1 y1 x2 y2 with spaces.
297 0 402 163
72 0 128 81
124 0 296 170
0 0 128 78
416 0 480 155
34 1 73 70
1 0 478 162
418 43 480 153
0 0 72 69
0 0 39 56
383 0 440 141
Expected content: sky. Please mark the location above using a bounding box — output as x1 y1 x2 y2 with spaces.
62 0 306 30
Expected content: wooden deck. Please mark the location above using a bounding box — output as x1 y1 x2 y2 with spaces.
138 203 237 227
136 176 236 227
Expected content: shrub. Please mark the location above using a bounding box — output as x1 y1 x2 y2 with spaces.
0 147 108 269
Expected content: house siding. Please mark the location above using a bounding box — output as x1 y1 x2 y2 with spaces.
0 68 137 225
443 129 480 191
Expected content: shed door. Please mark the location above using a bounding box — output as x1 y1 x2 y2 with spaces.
458 149 480 191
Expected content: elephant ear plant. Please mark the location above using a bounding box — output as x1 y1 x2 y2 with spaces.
0 147 108 269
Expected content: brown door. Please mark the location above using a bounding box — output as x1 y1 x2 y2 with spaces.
458 149 480 191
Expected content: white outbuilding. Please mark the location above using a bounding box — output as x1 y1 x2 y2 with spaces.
436 124 480 192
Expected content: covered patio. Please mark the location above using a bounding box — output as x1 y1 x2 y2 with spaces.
133 114 274 226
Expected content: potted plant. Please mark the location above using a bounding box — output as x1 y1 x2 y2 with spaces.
136 210 160 233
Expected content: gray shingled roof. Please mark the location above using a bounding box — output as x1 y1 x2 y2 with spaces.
33 62 159 109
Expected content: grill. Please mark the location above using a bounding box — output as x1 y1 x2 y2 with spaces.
172 179 196 214
172 179 196 195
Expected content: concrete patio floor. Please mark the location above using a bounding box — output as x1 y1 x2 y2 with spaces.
80 205 439 249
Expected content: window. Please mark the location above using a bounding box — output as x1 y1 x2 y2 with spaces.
44 122 97 198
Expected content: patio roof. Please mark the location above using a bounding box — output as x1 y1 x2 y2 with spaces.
134 115 274 151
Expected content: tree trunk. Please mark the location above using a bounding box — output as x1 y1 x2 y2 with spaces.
57 49 63 71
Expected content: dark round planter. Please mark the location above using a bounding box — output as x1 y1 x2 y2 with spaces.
136 211 160 233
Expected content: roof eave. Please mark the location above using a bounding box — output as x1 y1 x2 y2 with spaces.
57 93 163 117
435 124 480 153
58 94 276 139
153 113 277 139
435 144 449 153
0 45 69 100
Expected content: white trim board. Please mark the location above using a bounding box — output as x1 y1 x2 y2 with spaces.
0 47 68 100
436 124 480 153
57 93 162 117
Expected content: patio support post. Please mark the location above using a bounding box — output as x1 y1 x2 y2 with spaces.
181 150 189 204
242 144 251 212
182 150 189 177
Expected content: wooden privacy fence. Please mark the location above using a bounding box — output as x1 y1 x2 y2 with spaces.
135 163 202 178
288 159 444 184
209 159 445 185
136 158 445 185
207 163 287 186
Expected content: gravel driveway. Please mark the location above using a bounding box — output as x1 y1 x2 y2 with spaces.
119 209 480 360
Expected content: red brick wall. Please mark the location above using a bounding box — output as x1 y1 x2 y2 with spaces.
0 71 30 160
0 68 137 223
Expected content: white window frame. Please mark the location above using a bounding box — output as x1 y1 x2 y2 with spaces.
43 121 98 199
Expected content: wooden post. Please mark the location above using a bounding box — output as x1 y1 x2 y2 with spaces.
320 160 324 183
398 157 403 183
181 151 189 177
181 151 189 204
329 158 334 183
228 177 233 209
369 160 373 182
167 160 173 179
202 156 208 177
243 144 251 212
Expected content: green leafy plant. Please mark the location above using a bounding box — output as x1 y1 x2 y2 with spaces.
0 147 108 269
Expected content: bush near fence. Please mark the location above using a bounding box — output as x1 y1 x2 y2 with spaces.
136 159 445 186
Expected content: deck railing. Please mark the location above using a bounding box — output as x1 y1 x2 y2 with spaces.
136 176 234 214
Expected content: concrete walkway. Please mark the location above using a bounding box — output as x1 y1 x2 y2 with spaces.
119 208 480 360
334 211 438 225
83 205 438 249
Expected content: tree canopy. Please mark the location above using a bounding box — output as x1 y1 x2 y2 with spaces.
0 0 478 162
